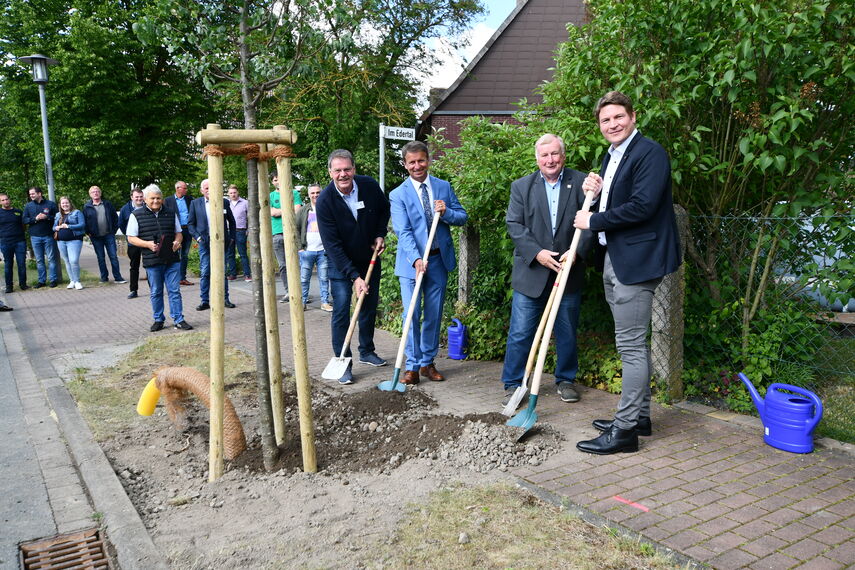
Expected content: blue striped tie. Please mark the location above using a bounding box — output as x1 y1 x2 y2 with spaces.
420 183 432 228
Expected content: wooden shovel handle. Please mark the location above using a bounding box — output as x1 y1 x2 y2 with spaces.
337 248 380 360
529 190 595 397
523 269 563 380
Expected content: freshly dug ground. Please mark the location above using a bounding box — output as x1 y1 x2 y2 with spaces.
104 379 564 568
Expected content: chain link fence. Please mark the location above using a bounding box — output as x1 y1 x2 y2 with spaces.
651 209 854 442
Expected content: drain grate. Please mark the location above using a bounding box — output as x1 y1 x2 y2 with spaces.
20 528 110 569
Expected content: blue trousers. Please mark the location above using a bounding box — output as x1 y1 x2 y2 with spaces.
146 261 184 324
198 237 230 304
1 239 27 289
329 262 380 358
90 233 124 281
57 239 83 283
226 229 250 278
398 254 448 371
500 284 582 390
179 225 191 280
30 235 59 284
299 250 329 304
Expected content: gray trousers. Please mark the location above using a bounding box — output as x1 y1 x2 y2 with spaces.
271 233 288 292
603 253 661 430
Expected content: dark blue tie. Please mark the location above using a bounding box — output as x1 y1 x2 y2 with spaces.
420 183 432 228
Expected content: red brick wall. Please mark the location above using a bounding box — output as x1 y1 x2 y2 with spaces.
426 114 519 151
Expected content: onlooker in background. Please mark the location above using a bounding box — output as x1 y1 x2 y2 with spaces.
0 193 29 294
53 196 86 290
316 149 390 385
226 184 251 282
119 188 146 299
22 186 59 288
188 179 237 311
164 180 194 286
270 175 298 302
126 184 193 332
83 185 126 284
296 183 331 311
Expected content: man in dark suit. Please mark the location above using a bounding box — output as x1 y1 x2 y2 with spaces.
164 181 194 285
316 149 391 385
574 91 682 455
187 179 237 311
390 141 467 385
502 133 594 407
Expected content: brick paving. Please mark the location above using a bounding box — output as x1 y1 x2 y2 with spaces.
4 243 854 569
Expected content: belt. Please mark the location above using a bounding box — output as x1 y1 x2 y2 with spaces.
428 248 440 257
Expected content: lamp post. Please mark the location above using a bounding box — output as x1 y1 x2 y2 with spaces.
19 54 59 203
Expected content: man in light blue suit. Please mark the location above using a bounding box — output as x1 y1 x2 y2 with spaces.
390 141 467 385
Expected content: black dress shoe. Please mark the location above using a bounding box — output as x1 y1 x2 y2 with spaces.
196 302 210 311
49 281 58 288
577 425 639 455
150 321 165 332
224 301 236 308
593 416 652 436
127 291 138 299
3 287 11 294
19 285 29 290
34 282 46 289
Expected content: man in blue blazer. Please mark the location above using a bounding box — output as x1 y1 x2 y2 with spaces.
316 149 391 385
188 179 237 311
574 91 682 454
164 181 194 285
390 141 467 384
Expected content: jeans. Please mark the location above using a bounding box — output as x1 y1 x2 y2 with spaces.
299 250 329 304
603 253 661 430
30 235 59 284
226 229 250 277
128 245 142 292
399 254 448 370
198 237 230 303
329 262 380 358
90 233 125 281
179 225 192 280
272 233 288 292
1 239 27 289
500 285 582 390
146 261 184 323
57 239 83 283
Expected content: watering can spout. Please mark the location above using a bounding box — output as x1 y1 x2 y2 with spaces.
738 372 765 420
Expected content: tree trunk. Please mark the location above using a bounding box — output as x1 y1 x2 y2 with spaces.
457 225 480 305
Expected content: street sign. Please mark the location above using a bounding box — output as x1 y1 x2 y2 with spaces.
383 125 415 140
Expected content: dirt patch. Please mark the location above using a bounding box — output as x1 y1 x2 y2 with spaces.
103 382 563 568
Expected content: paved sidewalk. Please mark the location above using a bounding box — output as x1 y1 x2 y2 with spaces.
3 243 854 569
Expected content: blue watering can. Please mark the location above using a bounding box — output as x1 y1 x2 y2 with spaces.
447 318 467 360
738 372 823 453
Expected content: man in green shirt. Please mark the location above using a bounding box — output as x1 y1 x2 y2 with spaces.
270 175 302 302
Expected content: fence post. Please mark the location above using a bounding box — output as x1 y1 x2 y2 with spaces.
651 204 689 401
457 225 480 305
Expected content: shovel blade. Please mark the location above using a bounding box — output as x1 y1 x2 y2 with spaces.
377 368 407 392
506 394 539 435
322 357 351 380
501 385 528 416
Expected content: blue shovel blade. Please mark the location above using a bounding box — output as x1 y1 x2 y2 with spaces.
506 394 538 431
378 369 407 393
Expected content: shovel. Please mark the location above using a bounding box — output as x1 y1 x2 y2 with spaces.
501 269 562 416
507 190 595 436
379 212 442 392
321 249 380 380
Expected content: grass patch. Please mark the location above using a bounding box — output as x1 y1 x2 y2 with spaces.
66 331 257 441
367 483 682 569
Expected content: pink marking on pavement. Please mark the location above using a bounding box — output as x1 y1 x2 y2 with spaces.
613 495 649 512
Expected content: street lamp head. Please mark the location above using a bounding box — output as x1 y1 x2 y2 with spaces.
18 54 59 84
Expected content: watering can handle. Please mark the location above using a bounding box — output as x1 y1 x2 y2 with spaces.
769 383 824 433
451 318 463 328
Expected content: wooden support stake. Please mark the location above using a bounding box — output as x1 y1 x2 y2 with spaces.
274 125 316 473
257 148 285 445
206 123 226 482
196 127 297 146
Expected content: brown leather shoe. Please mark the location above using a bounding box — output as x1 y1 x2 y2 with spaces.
402 370 420 385
419 364 445 382
179 279 194 286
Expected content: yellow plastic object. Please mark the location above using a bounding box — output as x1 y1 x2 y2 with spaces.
136 378 161 416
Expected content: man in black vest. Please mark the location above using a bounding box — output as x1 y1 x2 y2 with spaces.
126 184 193 332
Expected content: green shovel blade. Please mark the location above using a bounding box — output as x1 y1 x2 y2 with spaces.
378 368 407 393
